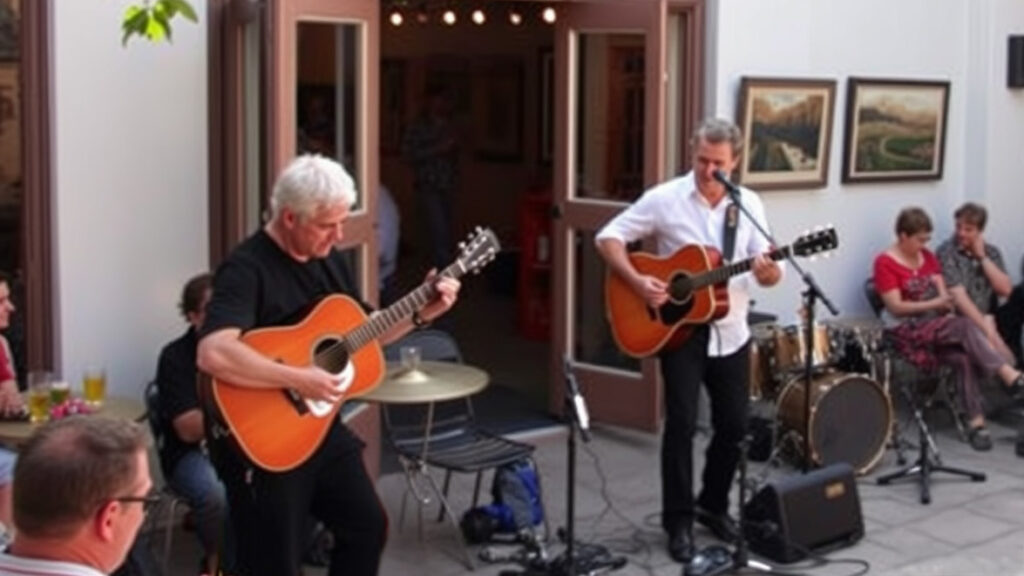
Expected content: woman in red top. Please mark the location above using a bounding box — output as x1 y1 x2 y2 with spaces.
873 207 1024 451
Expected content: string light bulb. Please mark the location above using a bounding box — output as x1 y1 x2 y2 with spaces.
508 8 522 25
442 8 457 25
389 10 404 26
471 8 486 25
542 6 557 24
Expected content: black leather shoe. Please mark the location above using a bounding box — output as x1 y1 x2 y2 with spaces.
668 525 695 564
695 508 739 544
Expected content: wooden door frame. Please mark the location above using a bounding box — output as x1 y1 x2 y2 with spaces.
548 0 704 431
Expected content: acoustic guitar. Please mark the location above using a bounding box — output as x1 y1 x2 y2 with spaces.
605 227 838 358
206 227 500 472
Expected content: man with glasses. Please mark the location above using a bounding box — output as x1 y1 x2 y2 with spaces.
0 416 153 575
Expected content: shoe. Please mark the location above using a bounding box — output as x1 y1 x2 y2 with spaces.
968 426 993 452
695 508 740 544
667 524 695 564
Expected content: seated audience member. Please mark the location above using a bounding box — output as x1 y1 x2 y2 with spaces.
936 202 1015 363
0 271 24 535
996 256 1024 369
0 417 151 575
156 273 234 575
873 207 1024 452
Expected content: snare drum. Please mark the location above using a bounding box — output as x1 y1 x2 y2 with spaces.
776 371 891 475
773 323 831 374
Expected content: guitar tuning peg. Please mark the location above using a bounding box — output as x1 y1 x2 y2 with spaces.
458 241 466 251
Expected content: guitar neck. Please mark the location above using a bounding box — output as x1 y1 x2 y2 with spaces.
344 261 466 351
691 246 791 289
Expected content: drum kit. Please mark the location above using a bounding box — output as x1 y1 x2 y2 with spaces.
748 317 892 475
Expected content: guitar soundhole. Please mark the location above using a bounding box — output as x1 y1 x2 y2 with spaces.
668 273 693 303
313 338 350 374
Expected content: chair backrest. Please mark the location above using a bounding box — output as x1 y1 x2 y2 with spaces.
143 381 167 453
864 278 885 318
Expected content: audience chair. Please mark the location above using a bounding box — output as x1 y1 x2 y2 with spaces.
864 280 985 503
141 381 189 575
864 278 967 444
381 329 542 569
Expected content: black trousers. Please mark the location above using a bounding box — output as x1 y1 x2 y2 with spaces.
659 326 750 533
997 284 1024 368
212 424 388 576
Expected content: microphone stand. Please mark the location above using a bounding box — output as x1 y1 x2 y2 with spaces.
502 359 625 576
712 171 839 474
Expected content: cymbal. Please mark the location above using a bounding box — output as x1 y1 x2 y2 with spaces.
362 361 489 404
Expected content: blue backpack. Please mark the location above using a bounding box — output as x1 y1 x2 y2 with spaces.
460 459 544 543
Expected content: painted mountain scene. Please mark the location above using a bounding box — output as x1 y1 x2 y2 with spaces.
748 91 827 173
851 85 945 174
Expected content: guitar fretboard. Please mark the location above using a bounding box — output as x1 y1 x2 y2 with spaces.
690 246 791 289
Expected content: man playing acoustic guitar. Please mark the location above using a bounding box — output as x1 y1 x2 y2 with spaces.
198 154 461 576
596 118 782 564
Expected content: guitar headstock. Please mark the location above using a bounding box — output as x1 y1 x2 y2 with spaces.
792 226 838 257
454 226 501 275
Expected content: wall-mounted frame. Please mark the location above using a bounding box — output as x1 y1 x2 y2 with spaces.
735 77 836 190
842 77 950 183
474 56 524 162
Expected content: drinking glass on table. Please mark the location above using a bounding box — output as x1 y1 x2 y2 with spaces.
82 366 107 407
27 371 52 423
400 346 421 372
50 380 71 405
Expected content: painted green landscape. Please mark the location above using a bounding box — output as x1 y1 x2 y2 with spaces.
748 93 824 173
853 93 940 173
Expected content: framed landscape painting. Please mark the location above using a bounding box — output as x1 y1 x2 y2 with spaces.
735 77 836 190
842 78 950 183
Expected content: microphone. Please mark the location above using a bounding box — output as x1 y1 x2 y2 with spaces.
712 169 742 200
563 357 591 442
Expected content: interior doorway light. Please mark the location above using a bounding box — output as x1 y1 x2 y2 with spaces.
415 3 429 24
508 7 522 26
442 8 457 25
542 6 557 24
389 10 404 26
471 8 486 25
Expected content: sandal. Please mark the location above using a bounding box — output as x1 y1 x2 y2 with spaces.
968 426 993 452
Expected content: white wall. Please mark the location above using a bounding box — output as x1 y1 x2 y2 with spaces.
52 0 209 396
708 0 999 324
967 0 1024 284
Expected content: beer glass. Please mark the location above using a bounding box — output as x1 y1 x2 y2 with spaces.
27 371 52 423
50 380 71 405
83 366 107 407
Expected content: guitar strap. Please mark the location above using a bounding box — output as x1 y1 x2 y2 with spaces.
722 202 740 263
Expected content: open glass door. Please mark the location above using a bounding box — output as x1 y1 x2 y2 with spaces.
270 0 380 302
549 1 665 431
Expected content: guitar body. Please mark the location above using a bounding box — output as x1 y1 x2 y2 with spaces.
606 244 729 358
209 294 385 472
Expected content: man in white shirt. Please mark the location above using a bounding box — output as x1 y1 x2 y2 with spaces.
596 118 782 564
0 417 153 576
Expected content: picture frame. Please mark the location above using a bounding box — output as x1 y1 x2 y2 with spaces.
735 77 836 190
842 77 950 183
474 57 524 162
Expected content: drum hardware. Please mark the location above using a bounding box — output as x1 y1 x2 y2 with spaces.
876 379 986 505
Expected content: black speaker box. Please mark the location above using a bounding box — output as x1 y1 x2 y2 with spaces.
1010 36 1024 88
743 462 863 564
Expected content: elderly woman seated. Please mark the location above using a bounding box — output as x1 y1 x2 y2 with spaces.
873 207 1024 451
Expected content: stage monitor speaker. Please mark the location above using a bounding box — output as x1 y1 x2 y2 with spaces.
1010 36 1024 88
743 462 863 564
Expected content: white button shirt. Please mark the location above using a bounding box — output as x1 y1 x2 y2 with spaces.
596 171 779 357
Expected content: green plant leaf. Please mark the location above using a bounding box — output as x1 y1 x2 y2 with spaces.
166 0 199 23
146 11 169 42
121 7 150 46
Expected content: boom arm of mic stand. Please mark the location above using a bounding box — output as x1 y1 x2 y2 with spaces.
726 189 839 317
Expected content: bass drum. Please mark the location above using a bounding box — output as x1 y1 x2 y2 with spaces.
776 371 891 475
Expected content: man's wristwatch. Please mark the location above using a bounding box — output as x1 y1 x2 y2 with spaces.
412 310 430 328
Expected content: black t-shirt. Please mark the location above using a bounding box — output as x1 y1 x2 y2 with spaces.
201 230 370 457
154 327 201 474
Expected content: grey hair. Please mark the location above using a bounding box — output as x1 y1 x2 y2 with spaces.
270 155 358 220
691 118 744 158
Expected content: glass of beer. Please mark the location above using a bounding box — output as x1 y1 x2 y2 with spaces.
27 371 52 423
82 366 107 407
50 380 71 405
